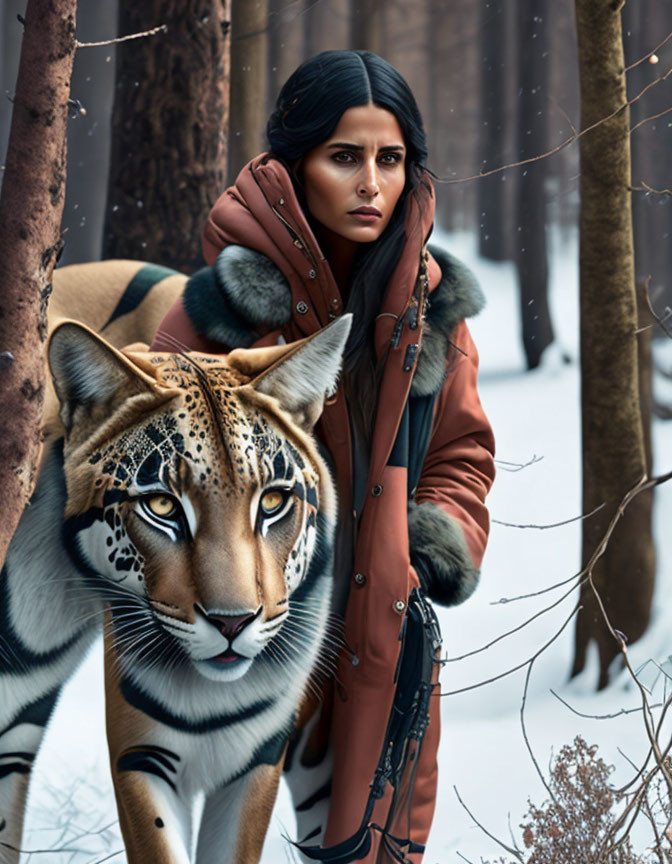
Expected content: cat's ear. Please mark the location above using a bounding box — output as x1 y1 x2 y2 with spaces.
48 320 173 434
230 315 352 431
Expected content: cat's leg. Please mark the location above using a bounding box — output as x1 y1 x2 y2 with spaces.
195 759 285 864
0 443 101 863
0 570 98 864
104 635 197 864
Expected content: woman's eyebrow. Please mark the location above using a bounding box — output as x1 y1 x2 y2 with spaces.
326 142 406 151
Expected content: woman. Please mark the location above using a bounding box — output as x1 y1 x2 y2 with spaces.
154 50 495 863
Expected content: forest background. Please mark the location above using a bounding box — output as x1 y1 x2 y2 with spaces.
1 0 672 861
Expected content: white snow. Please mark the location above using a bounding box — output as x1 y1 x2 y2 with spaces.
19 227 672 862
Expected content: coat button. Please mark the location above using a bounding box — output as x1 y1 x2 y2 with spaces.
371 484 383 497
354 572 366 587
296 300 309 314
393 600 406 614
308 269 316 279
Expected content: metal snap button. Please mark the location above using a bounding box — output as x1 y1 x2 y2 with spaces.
296 300 309 315
371 484 383 497
354 572 366 587
278 198 284 205
308 269 316 279
351 655 359 667
393 600 406 614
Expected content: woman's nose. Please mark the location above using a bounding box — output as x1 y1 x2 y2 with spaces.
357 161 380 197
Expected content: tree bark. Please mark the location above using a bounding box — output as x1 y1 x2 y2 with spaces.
228 0 267 185
0 0 76 566
515 0 554 369
267 0 304 118
572 0 654 688
103 0 230 272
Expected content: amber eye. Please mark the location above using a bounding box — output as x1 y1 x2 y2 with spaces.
260 490 285 516
146 495 177 518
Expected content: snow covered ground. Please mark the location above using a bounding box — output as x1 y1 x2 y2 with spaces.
20 227 672 862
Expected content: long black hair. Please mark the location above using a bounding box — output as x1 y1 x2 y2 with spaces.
267 51 430 440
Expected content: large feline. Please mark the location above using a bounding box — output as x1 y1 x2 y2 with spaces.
0 261 350 863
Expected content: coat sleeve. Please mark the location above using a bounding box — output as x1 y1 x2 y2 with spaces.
408 319 495 606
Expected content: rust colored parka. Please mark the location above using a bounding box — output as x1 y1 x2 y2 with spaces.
153 155 495 862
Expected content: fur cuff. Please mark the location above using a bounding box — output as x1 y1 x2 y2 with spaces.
215 245 292 327
408 499 480 606
411 245 485 398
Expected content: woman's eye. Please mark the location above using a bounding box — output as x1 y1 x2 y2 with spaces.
260 490 286 516
379 152 402 165
332 151 357 164
146 495 177 519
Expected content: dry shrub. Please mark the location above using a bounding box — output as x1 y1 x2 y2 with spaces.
481 736 671 864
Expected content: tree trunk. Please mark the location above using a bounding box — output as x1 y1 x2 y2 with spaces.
267 0 305 117
515 0 554 369
477 0 514 262
228 0 267 185
572 0 654 688
59 0 117 265
103 0 230 272
0 0 76 565
350 0 383 53
622 0 672 308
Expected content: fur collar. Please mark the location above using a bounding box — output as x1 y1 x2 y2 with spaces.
183 243 484 396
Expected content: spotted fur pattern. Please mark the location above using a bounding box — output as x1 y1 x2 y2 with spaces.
0 262 350 864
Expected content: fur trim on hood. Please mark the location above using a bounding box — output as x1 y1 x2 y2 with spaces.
182 242 484 396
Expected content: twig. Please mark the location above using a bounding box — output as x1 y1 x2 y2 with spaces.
551 688 662 720
492 568 583 604
625 27 672 70
492 501 605 529
440 63 672 185
453 786 525 862
631 180 672 197
521 661 558 806
441 603 580 696
495 454 544 472
447 578 581 663
631 104 672 134
76 24 167 48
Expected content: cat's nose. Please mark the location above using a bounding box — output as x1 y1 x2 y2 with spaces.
196 605 260 638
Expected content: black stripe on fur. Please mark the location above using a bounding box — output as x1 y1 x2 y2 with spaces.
407 499 479 606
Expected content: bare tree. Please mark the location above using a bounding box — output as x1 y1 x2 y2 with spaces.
103 1 231 272
228 0 267 184
572 0 655 688
350 0 383 54
0 0 77 564
514 0 554 369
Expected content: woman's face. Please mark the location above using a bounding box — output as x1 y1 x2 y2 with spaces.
300 104 407 245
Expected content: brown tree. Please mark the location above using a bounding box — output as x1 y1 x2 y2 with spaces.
103 1 231 272
228 0 267 185
0 0 77 565
572 0 655 687
350 0 383 54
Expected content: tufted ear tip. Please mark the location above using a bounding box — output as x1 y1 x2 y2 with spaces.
249 315 352 430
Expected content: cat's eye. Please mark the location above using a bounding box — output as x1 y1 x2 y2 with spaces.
260 490 285 516
146 495 177 518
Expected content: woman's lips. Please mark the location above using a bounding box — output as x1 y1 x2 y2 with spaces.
348 209 383 222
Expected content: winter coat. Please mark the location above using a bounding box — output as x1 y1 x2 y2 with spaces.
152 154 496 862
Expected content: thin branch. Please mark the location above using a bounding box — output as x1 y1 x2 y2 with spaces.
495 454 544 472
550 687 662 720
631 180 672 197
76 24 167 48
440 63 672 185
492 501 605 530
625 27 672 71
521 661 558 806
631 104 672 134
453 786 525 862
441 603 580 696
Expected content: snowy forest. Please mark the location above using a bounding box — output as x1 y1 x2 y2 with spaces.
0 0 672 861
